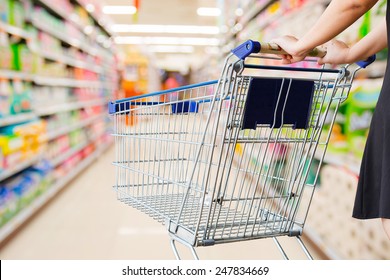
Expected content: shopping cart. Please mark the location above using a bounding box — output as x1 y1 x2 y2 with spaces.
108 40 375 259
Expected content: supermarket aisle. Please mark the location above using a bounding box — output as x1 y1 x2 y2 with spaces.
0 145 322 260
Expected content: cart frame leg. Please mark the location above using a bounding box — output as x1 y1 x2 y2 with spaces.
273 237 289 260
296 235 314 260
273 236 314 260
170 238 199 260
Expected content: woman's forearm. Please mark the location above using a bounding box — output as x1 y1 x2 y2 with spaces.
296 0 378 54
347 17 387 62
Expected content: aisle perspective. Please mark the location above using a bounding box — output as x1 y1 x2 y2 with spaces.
1 0 390 260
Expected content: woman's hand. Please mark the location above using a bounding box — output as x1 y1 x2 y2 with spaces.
270 35 312 64
318 39 351 65
271 36 352 66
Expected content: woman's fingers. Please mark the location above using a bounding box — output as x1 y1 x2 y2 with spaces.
317 40 350 65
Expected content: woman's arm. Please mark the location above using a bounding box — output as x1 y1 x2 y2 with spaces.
272 0 379 63
318 17 387 65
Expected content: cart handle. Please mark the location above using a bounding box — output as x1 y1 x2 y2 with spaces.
232 40 376 68
232 40 326 59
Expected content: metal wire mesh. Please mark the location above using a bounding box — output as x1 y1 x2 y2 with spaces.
111 56 354 247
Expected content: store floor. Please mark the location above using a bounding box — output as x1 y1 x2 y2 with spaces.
0 145 323 260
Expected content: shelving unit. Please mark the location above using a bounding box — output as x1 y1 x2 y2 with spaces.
0 112 36 127
43 113 104 142
0 21 31 39
35 98 107 116
30 47 103 73
0 69 107 88
0 69 33 81
0 0 119 244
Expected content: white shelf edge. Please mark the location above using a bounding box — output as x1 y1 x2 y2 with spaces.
30 47 103 74
0 69 33 80
0 21 31 39
35 99 107 116
0 69 106 88
0 140 112 244
0 113 36 127
33 76 102 88
1 100 107 128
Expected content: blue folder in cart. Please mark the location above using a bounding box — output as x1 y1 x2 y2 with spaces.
242 78 315 130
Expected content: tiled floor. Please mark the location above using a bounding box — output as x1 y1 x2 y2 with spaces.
0 146 322 260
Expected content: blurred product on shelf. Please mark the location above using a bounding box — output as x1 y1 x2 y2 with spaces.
0 36 13 70
0 78 12 117
345 79 382 158
0 79 32 118
0 160 53 228
0 120 46 169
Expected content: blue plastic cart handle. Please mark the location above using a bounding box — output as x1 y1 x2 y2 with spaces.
356 54 376 68
231 40 261 60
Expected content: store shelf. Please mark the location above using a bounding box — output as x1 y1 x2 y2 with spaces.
35 99 107 116
0 113 36 127
0 21 31 39
30 47 103 74
0 139 112 245
33 76 102 88
0 100 106 128
0 154 43 182
30 15 98 58
0 69 34 80
0 71 105 88
42 113 105 142
49 132 105 167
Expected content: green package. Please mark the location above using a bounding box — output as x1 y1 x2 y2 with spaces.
9 0 25 28
345 84 381 158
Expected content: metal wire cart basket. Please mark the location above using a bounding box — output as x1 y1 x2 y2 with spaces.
108 40 375 259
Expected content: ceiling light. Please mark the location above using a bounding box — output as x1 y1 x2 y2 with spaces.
148 45 194 53
114 36 220 46
197 7 221 17
102 5 137 15
111 24 219 35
